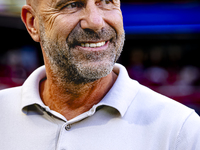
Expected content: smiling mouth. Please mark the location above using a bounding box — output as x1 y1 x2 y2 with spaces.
80 41 106 48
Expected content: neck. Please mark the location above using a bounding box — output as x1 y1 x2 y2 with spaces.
39 70 117 120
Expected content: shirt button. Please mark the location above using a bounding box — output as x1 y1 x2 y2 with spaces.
65 124 71 131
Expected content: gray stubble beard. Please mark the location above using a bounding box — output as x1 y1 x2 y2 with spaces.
39 23 125 86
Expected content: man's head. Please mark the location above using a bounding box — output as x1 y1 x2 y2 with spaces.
21 0 125 85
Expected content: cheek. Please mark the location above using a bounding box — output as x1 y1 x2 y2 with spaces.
41 13 79 41
53 15 80 40
104 10 124 35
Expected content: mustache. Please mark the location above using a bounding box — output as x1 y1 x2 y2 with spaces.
67 25 117 46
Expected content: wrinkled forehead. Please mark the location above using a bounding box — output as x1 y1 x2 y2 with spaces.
26 0 121 12
26 0 121 6
26 0 60 10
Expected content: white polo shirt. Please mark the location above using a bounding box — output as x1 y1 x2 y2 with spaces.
0 63 200 150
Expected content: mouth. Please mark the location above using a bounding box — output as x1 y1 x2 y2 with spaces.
80 41 107 48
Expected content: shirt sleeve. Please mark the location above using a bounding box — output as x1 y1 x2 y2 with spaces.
175 111 200 150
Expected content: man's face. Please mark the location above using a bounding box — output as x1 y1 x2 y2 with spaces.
37 0 125 84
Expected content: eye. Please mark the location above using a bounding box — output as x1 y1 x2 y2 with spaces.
105 0 112 4
96 0 112 6
67 2 77 8
63 2 83 9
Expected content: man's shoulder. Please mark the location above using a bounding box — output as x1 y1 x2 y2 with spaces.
127 82 196 123
135 83 193 113
123 81 200 149
0 87 23 117
0 86 22 94
0 86 22 103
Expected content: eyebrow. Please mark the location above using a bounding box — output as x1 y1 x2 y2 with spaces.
55 0 72 9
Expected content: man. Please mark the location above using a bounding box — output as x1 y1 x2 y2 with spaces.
0 0 200 149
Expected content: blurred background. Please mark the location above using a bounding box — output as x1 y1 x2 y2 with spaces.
0 0 200 114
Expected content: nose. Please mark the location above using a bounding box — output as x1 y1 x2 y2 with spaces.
80 2 105 32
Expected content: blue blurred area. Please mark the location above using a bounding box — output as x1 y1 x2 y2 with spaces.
121 2 200 34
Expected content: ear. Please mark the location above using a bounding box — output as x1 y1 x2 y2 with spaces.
21 5 40 42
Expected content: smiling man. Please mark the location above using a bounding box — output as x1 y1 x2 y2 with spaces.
38 0 124 85
25 0 125 120
0 0 200 149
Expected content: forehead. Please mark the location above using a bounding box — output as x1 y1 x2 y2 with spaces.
35 0 64 7
27 0 58 10
35 0 120 6
32 0 121 12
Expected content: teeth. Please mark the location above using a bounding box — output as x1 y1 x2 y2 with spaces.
81 41 106 48
85 43 90 47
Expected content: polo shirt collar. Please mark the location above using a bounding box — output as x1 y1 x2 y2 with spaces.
98 63 139 117
21 65 46 109
21 63 139 118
